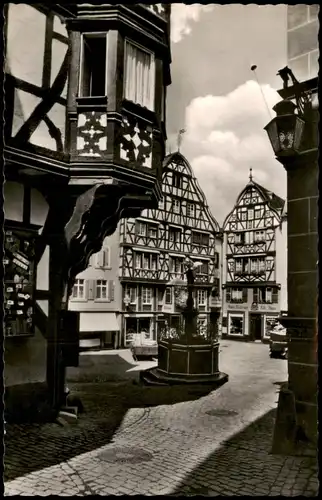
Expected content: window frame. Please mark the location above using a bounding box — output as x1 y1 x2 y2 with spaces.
123 37 156 111
142 286 153 305
95 279 108 301
165 287 172 305
197 288 207 306
71 278 86 301
228 313 244 336
79 32 109 97
187 202 195 218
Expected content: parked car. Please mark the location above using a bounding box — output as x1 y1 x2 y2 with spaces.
269 320 288 359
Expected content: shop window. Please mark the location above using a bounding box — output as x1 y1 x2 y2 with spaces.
73 279 85 299
80 34 107 97
228 314 244 336
124 39 155 110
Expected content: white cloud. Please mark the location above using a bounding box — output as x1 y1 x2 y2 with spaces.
171 4 214 43
177 80 287 225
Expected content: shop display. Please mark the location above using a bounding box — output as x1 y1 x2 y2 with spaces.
4 228 36 337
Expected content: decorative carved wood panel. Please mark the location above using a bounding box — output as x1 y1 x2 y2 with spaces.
76 112 108 157
119 114 153 168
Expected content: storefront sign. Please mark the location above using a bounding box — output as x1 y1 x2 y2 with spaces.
227 303 248 310
251 303 278 312
4 228 36 337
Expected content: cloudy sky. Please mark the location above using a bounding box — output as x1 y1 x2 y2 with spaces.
168 4 288 226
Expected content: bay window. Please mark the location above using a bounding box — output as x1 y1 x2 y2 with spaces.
124 39 155 110
79 34 108 97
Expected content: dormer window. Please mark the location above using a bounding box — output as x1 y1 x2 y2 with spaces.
124 39 155 110
79 33 108 97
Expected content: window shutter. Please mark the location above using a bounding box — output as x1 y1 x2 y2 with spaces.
272 287 278 303
226 288 231 302
242 288 248 302
103 247 110 268
108 280 115 302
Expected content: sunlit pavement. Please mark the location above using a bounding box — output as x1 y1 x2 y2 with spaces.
4 341 318 496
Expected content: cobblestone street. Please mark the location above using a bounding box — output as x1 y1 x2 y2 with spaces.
4 341 318 496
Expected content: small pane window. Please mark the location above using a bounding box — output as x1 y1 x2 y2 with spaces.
72 279 85 299
96 280 108 299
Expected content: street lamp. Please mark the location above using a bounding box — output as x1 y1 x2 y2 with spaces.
264 99 305 156
264 66 319 454
264 66 314 158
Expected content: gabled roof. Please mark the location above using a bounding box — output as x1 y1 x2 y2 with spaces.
223 177 286 230
252 181 285 212
162 152 220 233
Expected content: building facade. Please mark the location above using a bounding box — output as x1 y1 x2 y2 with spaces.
287 4 319 81
68 231 122 350
4 3 172 415
222 173 287 342
119 152 222 345
74 152 222 348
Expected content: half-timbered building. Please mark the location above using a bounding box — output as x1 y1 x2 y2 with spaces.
4 3 171 417
119 152 222 346
222 171 287 342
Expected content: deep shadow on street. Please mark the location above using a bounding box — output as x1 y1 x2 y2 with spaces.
169 408 318 497
4 380 215 482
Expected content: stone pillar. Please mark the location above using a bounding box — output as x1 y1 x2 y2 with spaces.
273 147 318 453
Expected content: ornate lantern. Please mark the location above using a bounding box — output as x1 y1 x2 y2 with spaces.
264 99 305 156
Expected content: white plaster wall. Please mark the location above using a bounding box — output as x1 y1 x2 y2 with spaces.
6 4 68 151
69 224 122 313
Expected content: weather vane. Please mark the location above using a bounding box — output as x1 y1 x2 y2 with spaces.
177 128 186 152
